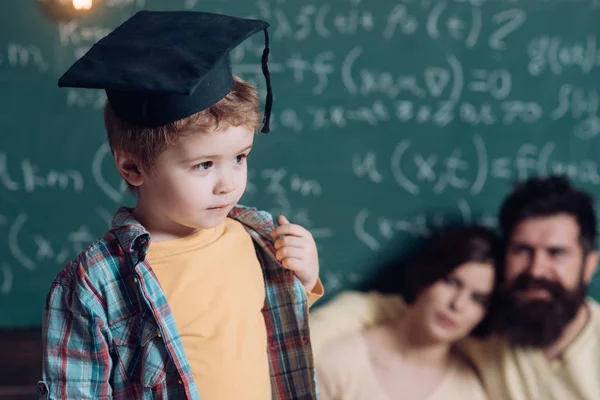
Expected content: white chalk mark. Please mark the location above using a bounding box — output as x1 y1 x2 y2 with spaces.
426 3 445 41
457 199 473 225
538 142 555 176
9 213 35 270
342 46 363 95
0 264 12 294
424 67 451 98
353 152 383 183
315 4 331 38
96 208 113 229
347 272 362 284
324 272 342 292
354 209 380 252
471 134 488 195
0 153 20 191
391 140 419 196
466 5 482 48
310 228 334 239
92 142 126 203
183 0 200 9
489 9 526 51
56 248 70 265
574 116 600 140
583 35 597 74
234 63 284 74
548 37 562 75
491 158 511 179
447 55 464 103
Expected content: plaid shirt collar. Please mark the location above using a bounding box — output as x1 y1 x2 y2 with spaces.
111 205 276 263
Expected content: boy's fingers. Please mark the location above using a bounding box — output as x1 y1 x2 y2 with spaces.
276 247 304 261
277 215 290 226
281 258 301 271
274 236 305 249
270 223 308 238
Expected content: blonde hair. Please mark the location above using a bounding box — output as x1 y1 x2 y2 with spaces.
104 75 262 190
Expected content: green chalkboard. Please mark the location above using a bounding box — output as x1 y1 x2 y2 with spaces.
2 0 600 326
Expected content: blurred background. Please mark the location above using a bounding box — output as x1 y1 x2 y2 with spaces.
2 0 600 397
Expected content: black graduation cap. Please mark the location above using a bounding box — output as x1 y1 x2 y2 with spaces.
58 11 273 133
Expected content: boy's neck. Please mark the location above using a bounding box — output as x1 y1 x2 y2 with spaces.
132 201 201 242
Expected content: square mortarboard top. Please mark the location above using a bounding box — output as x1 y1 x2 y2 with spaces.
58 11 273 133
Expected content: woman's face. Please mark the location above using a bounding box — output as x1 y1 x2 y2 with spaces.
412 261 495 344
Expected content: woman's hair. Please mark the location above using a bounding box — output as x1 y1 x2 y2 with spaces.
404 225 502 338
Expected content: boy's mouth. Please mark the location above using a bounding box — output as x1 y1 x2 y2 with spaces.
208 203 231 210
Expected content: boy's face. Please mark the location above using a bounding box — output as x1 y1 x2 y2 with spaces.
136 125 254 238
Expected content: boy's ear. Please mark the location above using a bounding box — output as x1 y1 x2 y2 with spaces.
114 151 144 187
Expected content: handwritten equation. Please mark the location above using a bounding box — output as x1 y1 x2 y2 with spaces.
4 0 600 307
353 134 600 196
0 209 111 296
354 198 497 251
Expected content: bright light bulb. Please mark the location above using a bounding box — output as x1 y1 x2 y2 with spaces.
72 0 92 10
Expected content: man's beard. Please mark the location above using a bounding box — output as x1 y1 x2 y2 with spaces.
498 273 586 348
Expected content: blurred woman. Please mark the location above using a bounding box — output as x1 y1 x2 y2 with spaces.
315 226 501 400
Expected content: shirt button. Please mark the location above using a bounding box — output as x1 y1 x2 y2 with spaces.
134 278 138 283
157 331 162 338
178 380 183 385
37 382 48 395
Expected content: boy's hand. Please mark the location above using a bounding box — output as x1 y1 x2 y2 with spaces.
270 215 320 292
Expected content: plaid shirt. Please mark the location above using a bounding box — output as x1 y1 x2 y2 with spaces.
39 206 319 400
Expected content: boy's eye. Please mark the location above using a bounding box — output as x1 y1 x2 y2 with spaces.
234 154 248 164
194 161 213 170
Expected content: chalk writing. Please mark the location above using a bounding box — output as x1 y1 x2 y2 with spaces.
0 264 12 295
5 0 600 323
246 168 333 238
354 199 498 251
92 143 128 203
6 44 48 72
528 35 599 76
0 153 84 193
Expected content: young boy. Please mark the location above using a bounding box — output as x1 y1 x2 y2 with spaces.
38 11 323 400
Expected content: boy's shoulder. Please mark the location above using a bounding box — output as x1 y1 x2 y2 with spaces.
53 230 140 290
52 207 149 291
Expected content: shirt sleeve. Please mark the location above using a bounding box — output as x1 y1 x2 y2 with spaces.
308 291 406 357
306 278 325 308
40 281 113 400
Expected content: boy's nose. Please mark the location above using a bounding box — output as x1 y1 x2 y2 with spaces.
214 170 235 195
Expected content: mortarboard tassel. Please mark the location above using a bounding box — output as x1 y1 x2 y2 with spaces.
260 28 273 134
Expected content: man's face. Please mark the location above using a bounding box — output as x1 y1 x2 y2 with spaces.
501 214 597 347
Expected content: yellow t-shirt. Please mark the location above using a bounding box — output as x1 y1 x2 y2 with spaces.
461 298 600 400
147 218 270 400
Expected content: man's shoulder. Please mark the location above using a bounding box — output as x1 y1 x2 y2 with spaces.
456 333 507 365
586 297 600 330
587 296 600 312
